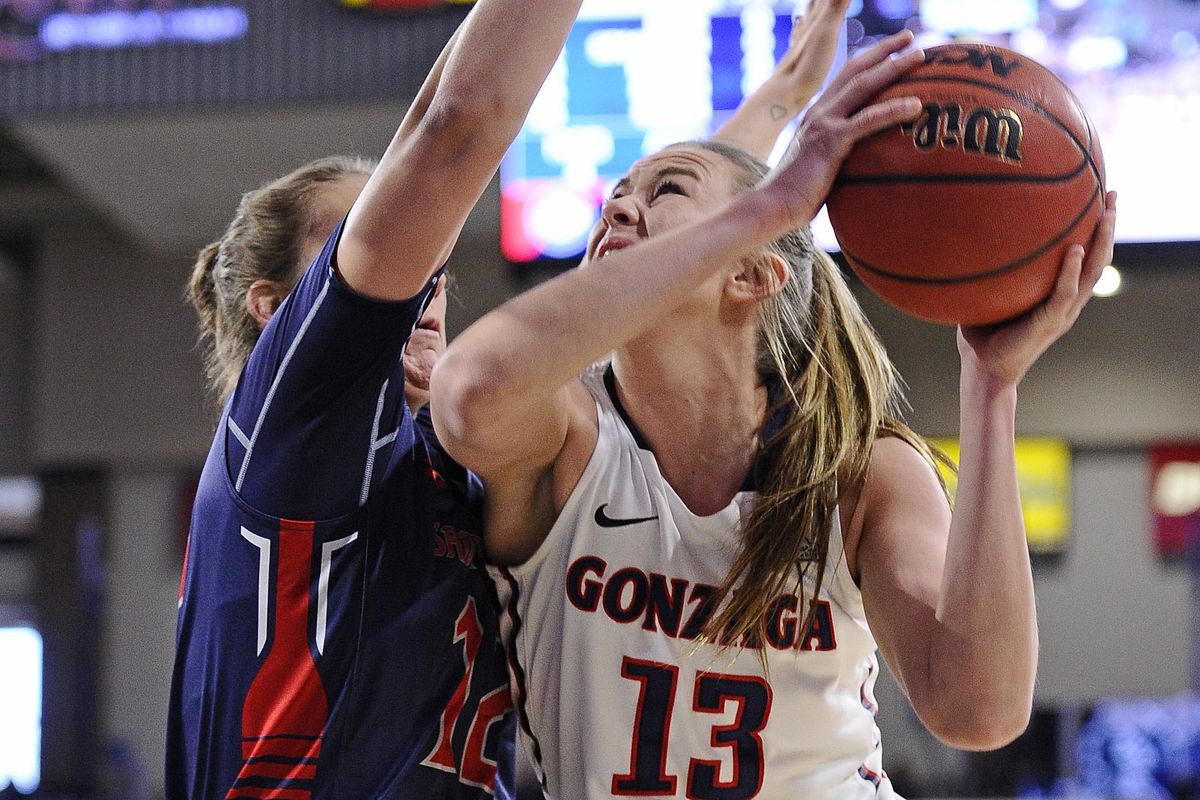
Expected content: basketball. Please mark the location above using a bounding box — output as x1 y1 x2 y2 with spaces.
825 42 1106 326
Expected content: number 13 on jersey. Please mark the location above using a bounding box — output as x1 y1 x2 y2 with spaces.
614 657 773 800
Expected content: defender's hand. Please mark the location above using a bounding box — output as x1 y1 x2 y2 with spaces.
762 0 853 117
761 30 924 229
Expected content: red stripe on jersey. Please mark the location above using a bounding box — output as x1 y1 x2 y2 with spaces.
229 519 327 800
227 788 312 800
179 535 190 604
237 760 318 781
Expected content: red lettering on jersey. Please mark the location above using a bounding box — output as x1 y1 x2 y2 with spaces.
679 584 717 641
433 524 481 567
642 574 689 637
566 555 607 611
564 556 838 653
796 600 836 652
228 519 327 800
766 594 799 649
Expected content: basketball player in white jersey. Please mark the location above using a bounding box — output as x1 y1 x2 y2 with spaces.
432 28 1120 800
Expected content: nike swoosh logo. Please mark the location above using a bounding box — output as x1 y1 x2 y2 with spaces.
594 503 658 529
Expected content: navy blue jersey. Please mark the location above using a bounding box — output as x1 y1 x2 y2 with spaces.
166 223 514 800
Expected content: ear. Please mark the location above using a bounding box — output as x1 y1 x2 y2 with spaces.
727 251 790 303
245 279 287 330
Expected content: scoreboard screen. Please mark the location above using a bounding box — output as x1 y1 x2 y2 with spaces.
0 1 248 61
500 0 1200 264
501 0 813 262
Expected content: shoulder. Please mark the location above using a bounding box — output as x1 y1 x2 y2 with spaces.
841 434 949 580
474 377 599 567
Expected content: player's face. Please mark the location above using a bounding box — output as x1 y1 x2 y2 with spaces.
402 275 448 410
584 146 738 266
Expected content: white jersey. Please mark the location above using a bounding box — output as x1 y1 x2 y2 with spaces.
492 364 900 800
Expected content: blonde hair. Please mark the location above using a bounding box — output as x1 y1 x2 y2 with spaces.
187 155 376 402
682 141 946 653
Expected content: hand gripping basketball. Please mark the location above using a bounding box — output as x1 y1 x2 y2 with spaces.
761 30 924 231
957 190 1116 387
826 43 1108 326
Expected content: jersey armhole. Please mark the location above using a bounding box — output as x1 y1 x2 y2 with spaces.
494 377 610 580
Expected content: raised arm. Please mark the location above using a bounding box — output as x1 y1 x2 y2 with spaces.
856 193 1118 750
337 0 584 301
712 0 850 161
432 32 924 559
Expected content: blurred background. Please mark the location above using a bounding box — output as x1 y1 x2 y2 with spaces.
0 0 1198 798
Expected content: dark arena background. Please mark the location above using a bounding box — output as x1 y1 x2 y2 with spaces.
1 1 1199 798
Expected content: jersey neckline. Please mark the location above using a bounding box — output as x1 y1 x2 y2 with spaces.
601 363 788 494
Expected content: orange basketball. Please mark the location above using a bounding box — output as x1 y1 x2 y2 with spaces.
825 42 1106 326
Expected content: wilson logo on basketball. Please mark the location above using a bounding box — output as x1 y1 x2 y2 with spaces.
904 103 1025 163
928 47 1023 78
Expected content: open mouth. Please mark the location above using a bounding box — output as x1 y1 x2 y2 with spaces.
596 238 635 261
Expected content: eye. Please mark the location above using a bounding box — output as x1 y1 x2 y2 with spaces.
651 180 685 201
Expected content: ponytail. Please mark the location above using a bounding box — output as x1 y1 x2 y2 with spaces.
187 241 223 368
684 139 945 662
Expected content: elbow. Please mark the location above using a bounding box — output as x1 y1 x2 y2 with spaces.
429 350 499 457
914 689 1033 752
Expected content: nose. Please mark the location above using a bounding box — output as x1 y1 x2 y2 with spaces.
600 193 641 229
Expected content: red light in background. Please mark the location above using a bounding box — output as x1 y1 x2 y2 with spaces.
1149 443 1200 558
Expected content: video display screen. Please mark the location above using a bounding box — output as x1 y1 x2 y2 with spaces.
501 0 1200 263
0 626 42 796
0 1 248 61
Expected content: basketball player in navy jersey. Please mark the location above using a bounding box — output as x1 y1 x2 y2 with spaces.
163 1 588 797
164 1 861 796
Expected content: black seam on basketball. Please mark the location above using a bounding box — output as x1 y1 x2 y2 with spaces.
833 163 1089 186
887 73 1103 185
842 182 1103 286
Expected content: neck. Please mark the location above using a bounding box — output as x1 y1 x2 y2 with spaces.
616 302 762 421
611 316 765 513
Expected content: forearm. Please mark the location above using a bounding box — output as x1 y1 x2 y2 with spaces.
713 85 801 162
433 0 581 134
714 0 849 161
434 188 790 449
341 0 582 300
928 368 1038 739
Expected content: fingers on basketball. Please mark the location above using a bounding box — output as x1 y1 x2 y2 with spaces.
1050 245 1087 320
1072 197 1118 310
827 33 919 116
847 96 922 141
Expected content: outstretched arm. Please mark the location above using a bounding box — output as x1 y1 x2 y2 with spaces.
857 194 1118 750
432 32 924 558
338 0 584 301
712 0 850 161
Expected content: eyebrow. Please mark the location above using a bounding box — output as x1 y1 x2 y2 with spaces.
611 165 703 198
